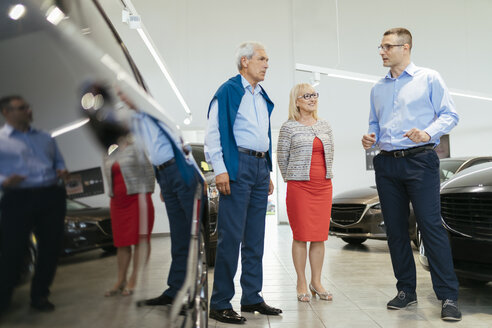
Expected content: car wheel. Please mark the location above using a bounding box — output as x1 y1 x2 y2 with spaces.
203 202 216 267
17 235 37 286
341 237 367 245
196 225 209 328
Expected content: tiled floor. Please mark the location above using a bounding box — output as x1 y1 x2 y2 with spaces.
2 217 492 327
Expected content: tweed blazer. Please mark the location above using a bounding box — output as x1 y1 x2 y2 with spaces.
104 143 155 197
277 119 334 182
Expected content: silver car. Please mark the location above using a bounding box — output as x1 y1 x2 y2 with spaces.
330 157 492 246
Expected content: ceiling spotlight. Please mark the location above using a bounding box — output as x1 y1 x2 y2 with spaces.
46 6 65 26
183 115 192 125
8 4 26 20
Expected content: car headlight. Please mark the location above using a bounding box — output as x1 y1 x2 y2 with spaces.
371 203 381 210
65 219 87 232
208 185 219 199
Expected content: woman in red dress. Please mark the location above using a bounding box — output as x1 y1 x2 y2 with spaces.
277 83 334 302
103 138 155 296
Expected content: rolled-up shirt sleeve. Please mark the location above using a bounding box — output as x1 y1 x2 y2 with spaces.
205 99 227 176
424 73 459 142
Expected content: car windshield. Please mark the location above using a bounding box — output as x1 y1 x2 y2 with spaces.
439 160 465 182
66 199 90 210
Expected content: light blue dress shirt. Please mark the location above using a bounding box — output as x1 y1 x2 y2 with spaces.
0 124 66 189
205 75 270 176
368 62 459 151
132 113 175 166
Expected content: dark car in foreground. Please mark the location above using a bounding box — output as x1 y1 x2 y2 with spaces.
330 157 492 245
190 143 218 266
419 162 492 283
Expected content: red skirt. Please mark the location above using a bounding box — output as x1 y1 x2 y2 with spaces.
110 162 155 247
286 137 333 241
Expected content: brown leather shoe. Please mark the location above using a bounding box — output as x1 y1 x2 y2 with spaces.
209 308 246 324
241 302 282 315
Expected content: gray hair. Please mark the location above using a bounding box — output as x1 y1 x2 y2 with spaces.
235 42 265 71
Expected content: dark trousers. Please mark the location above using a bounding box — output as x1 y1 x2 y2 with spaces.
0 185 66 308
155 162 198 298
210 152 270 310
373 150 459 300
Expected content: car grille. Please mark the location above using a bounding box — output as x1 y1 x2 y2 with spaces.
331 204 366 225
441 193 492 240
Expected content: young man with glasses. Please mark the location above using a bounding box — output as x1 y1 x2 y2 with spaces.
0 95 68 314
361 27 462 321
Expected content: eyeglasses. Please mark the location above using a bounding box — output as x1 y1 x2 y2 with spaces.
378 44 404 52
11 104 30 111
297 93 319 100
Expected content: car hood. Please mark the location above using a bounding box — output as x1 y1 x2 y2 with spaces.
441 162 492 191
66 207 110 221
333 186 379 204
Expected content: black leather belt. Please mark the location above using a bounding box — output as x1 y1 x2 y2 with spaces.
156 158 176 170
380 144 435 158
238 147 266 158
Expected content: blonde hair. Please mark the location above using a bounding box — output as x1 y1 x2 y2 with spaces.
288 83 318 121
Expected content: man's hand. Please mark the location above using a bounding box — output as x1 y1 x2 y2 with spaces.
56 169 69 181
160 193 164 203
404 128 430 144
2 174 26 188
216 172 231 195
362 133 376 150
268 179 274 195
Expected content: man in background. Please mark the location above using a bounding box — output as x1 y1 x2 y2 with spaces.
0 95 68 313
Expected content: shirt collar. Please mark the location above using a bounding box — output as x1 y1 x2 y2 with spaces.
385 62 417 80
240 74 261 95
0 123 15 136
0 123 35 136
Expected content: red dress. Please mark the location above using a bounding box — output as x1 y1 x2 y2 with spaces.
110 162 155 247
286 137 333 241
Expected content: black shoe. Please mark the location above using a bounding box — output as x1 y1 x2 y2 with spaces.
136 294 173 307
441 299 462 321
241 302 282 315
387 291 417 310
30 298 55 312
209 308 246 324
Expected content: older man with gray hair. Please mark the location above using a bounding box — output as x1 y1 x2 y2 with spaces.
205 42 281 324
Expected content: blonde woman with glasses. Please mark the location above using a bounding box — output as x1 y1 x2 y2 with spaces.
277 83 334 302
